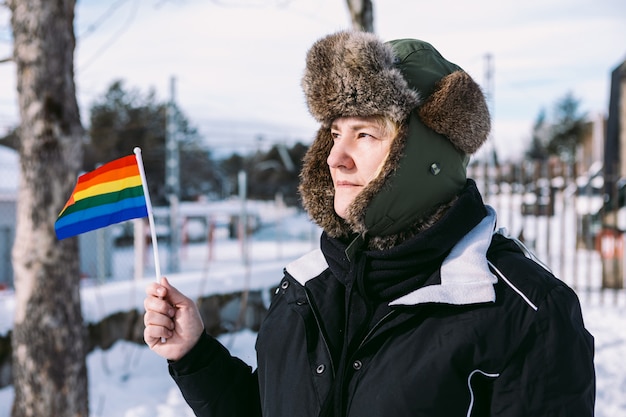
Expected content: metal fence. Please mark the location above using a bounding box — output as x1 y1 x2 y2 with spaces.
469 159 625 305
1 157 625 306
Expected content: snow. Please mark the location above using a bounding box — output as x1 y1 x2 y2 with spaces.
0 330 257 417
1 298 623 417
0 209 625 416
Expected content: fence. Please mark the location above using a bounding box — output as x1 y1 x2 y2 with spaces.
1 158 625 305
469 158 625 305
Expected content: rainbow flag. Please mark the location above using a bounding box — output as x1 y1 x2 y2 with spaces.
55 154 149 240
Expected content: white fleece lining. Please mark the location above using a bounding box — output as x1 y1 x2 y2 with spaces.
285 248 327 286
390 206 498 306
286 206 499 306
466 369 500 417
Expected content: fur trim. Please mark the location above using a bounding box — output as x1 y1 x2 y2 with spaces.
301 31 420 126
298 121 454 249
299 31 491 250
298 127 348 238
418 71 491 154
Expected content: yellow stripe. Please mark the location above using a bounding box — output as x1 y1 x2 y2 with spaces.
73 175 143 202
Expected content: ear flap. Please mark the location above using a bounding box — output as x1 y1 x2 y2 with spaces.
418 71 491 154
298 127 350 238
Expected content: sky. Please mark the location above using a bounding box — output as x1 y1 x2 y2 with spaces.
1 0 625 160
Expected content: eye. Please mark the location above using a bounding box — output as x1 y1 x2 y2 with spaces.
331 131 340 140
357 131 378 140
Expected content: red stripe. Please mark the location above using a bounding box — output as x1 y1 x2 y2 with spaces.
77 155 137 184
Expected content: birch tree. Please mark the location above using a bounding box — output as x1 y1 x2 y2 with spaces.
7 0 88 415
346 0 374 32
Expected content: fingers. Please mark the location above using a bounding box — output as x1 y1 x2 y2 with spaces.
158 277 191 306
146 277 191 305
143 315 173 343
144 277 176 347
144 293 174 316
145 281 166 300
143 277 205 359
144 301 174 332
144 308 173 329
144 276 185 313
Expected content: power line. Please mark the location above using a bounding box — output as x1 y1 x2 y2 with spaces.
78 0 139 72
208 0 296 9
78 0 133 39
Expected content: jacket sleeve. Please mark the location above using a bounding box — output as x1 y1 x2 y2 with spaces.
490 285 595 417
168 332 261 417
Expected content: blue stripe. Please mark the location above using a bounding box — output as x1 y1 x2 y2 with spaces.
55 204 148 240
55 196 147 230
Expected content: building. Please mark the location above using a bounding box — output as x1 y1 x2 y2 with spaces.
604 60 626 187
0 146 18 288
0 146 113 288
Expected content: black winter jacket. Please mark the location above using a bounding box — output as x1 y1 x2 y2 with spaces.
169 198 595 417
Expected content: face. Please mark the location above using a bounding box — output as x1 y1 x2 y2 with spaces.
327 116 395 219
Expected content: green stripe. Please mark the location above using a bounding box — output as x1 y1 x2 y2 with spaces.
59 185 144 219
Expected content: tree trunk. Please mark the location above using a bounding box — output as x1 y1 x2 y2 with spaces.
7 0 88 416
346 0 375 32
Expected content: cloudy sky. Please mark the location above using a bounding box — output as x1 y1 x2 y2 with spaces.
1 0 625 160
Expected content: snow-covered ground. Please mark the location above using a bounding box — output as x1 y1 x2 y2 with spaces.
1 286 623 417
0 208 625 416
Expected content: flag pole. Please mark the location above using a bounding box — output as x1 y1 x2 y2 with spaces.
135 147 167 344
133 147 162 282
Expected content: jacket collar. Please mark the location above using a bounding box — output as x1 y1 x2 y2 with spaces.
389 206 497 306
285 206 497 307
285 248 327 286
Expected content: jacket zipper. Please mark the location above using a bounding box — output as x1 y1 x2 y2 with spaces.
355 309 399 352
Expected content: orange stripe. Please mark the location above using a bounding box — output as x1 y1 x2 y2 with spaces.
77 155 137 184
74 164 140 194
60 193 76 213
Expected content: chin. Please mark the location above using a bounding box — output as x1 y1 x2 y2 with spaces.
334 193 356 220
333 203 349 220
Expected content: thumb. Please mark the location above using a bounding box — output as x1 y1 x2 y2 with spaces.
159 276 189 305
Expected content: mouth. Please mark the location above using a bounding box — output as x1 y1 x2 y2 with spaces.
335 180 360 188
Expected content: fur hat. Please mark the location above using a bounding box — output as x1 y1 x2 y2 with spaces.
299 31 490 250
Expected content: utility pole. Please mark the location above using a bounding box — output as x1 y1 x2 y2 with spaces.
484 53 494 108
484 53 497 166
166 76 180 273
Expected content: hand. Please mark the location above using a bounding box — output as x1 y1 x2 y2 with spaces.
144 277 204 361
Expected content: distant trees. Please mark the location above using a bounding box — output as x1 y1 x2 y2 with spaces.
525 91 589 162
220 142 308 206
86 80 220 204
526 109 550 161
548 92 589 161
87 80 307 206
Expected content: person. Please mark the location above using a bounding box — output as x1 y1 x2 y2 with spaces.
143 30 595 417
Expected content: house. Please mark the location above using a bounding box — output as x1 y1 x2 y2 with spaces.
0 146 113 289
0 146 18 288
604 60 626 192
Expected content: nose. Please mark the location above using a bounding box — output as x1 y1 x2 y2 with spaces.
327 139 354 170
